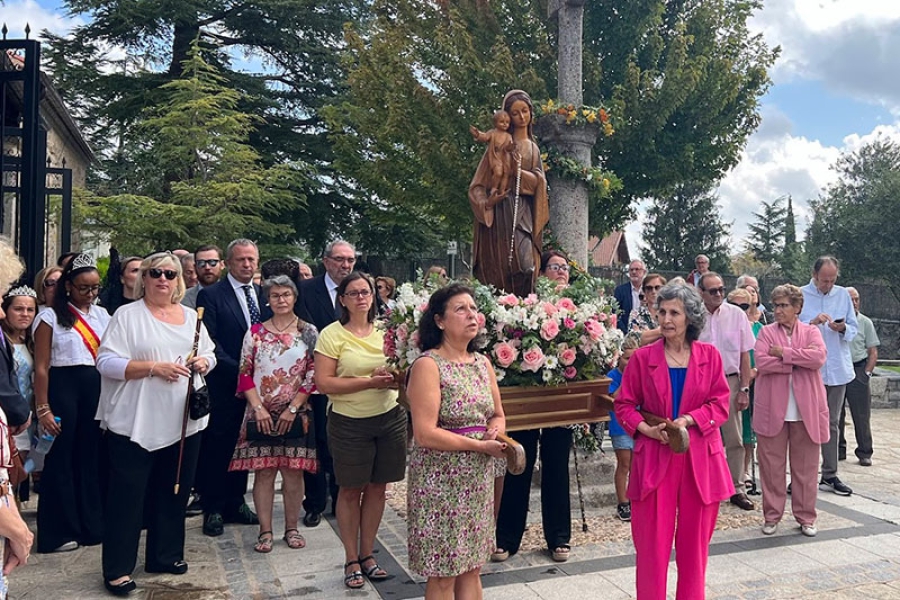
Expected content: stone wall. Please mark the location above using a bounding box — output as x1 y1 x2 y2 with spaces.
872 319 900 360
871 374 900 409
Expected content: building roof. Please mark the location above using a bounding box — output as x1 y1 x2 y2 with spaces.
589 231 630 267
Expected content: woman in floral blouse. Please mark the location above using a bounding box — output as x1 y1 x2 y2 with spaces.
230 275 318 553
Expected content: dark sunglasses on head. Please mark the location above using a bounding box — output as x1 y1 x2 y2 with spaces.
729 302 751 311
195 259 220 268
147 268 178 281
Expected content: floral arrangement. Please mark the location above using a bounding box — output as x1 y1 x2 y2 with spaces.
541 148 623 201
535 99 615 137
382 271 623 388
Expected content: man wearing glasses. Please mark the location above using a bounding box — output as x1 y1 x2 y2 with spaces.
295 240 357 527
614 259 646 334
698 272 757 510
182 245 224 309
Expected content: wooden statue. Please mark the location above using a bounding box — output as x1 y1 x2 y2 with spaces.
469 110 515 200
469 90 549 297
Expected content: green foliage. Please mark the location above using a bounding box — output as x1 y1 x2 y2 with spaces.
781 195 805 281
744 195 787 269
806 139 900 291
640 182 732 272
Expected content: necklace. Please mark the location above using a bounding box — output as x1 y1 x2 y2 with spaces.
664 346 690 367
508 151 523 266
270 316 297 333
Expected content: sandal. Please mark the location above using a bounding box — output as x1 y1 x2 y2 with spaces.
344 560 365 589
491 547 510 562
283 528 306 549
254 531 274 554
551 545 571 563
360 554 388 580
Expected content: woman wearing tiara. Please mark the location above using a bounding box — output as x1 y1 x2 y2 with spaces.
33 253 110 554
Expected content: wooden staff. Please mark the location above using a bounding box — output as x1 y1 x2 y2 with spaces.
496 432 526 475
639 409 690 454
174 307 204 494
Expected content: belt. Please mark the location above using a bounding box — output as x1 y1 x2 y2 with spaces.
853 359 868 367
445 426 486 435
726 372 739 378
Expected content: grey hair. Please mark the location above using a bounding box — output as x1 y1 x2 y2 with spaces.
180 253 195 267
263 275 297 298
655 282 707 342
736 274 759 289
226 238 258 260
324 239 355 258
0 238 24 293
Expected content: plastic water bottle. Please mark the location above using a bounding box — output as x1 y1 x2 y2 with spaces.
24 417 61 474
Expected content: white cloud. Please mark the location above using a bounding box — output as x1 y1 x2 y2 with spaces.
1 0 83 39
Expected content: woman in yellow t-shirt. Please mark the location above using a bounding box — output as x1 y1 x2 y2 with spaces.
314 272 406 589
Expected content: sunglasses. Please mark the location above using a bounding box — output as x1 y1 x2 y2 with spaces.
147 268 178 281
44 279 59 288
729 302 751 311
702 287 726 296
642 284 662 292
195 259 221 268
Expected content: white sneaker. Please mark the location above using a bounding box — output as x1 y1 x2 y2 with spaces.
761 522 778 535
801 524 818 537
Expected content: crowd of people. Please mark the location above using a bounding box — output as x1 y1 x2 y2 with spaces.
0 234 883 600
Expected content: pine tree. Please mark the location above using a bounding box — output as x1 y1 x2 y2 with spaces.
640 183 732 272
781 195 805 282
744 196 787 268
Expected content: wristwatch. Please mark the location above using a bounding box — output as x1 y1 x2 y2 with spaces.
865 371 873 378
288 405 299 414
739 386 750 394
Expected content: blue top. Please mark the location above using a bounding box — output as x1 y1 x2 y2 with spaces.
670 367 687 420
606 368 627 437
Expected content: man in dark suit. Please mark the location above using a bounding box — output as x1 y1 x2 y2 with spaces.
614 259 646 334
196 239 272 537
295 240 356 527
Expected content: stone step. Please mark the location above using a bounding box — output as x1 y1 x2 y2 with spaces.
522 444 621 512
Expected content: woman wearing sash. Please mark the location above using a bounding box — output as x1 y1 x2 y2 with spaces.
33 253 110 553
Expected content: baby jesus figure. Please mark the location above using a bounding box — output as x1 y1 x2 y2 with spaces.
470 110 517 203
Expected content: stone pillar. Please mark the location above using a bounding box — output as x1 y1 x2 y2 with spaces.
554 0 585 106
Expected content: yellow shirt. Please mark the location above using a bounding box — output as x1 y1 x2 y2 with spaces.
315 322 398 418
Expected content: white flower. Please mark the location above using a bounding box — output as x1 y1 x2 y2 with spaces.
495 368 506 382
544 355 559 370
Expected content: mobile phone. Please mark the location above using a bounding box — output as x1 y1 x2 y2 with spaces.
833 318 845 323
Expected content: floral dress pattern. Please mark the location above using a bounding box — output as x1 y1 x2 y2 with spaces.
229 322 318 472
407 352 496 578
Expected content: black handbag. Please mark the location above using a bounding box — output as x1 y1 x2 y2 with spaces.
246 410 308 442
189 372 210 420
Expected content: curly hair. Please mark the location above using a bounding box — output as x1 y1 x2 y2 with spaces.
417 283 478 353
655 282 707 342
0 239 24 294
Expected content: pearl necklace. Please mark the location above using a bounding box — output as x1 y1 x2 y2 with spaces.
508 151 523 266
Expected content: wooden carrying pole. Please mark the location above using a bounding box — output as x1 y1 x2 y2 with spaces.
175 307 204 494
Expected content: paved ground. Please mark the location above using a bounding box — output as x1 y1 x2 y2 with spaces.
11 408 900 599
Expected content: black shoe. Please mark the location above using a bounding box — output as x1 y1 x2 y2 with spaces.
203 512 224 537
616 502 631 522
819 476 852 496
145 560 188 575
185 494 203 517
730 492 755 511
303 511 322 527
859 457 872 467
787 482 792 495
224 503 259 525
104 578 136 596
838 451 847 461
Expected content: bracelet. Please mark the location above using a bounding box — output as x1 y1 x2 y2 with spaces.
253 404 264 412
149 362 157 378
36 407 51 417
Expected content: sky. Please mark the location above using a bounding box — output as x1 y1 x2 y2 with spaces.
4 0 900 259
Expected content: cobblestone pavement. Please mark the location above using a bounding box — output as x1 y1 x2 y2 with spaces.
11 408 900 599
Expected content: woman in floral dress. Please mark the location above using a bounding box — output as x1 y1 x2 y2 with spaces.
230 275 318 553
406 283 508 599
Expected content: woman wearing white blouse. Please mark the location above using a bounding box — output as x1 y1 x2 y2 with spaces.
96 252 215 596
33 253 110 555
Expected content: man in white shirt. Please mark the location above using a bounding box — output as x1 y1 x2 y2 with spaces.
698 272 756 510
839 287 879 467
799 256 857 496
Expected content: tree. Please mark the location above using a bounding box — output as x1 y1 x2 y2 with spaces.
640 183 732 272
325 0 777 251
42 0 365 252
74 42 308 256
743 195 787 268
781 195 805 282
806 139 900 291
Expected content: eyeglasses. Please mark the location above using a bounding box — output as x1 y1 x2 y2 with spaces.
269 292 294 302
545 264 570 273
44 279 59 288
147 268 178 281
195 259 221 268
773 302 793 310
342 289 372 298
73 284 101 295
376 284 387 290
729 302 751 311
328 256 356 265
702 287 726 296
642 285 662 292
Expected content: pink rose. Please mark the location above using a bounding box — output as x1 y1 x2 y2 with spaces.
597 312 608 322
610 314 617 329
524 293 538 306
540 319 560 341
584 319 603 341
396 323 409 343
563 317 576 329
521 347 546 372
418 302 429 312
557 298 577 312
564 366 578 379
542 302 558 316
558 344 577 366
493 342 519 368
476 312 486 328
499 294 519 306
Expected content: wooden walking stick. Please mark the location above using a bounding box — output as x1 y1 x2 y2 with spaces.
571 443 589 533
175 307 204 494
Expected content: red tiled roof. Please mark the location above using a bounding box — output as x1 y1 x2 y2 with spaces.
589 231 630 267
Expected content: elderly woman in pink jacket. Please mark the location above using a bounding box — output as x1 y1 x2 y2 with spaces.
616 283 733 600
753 284 828 537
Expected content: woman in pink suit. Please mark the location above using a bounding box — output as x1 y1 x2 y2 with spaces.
753 284 828 537
616 283 733 600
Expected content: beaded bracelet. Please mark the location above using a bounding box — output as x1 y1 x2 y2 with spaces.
149 362 157 378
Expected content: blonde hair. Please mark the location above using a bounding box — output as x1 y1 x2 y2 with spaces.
34 266 63 305
0 239 25 294
133 252 186 303
727 288 751 304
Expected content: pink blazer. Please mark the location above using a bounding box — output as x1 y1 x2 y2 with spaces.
752 322 830 444
616 339 734 504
